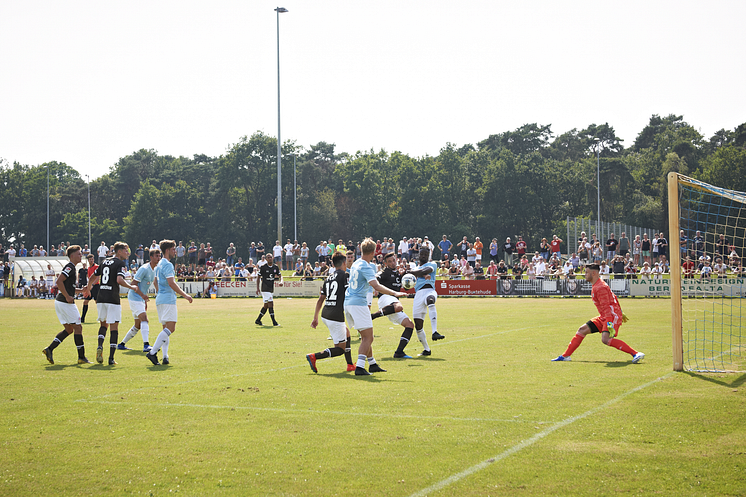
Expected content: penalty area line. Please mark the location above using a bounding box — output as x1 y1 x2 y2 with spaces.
408 372 676 497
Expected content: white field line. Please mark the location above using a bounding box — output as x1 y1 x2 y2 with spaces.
74 398 549 424
408 372 676 497
91 325 536 400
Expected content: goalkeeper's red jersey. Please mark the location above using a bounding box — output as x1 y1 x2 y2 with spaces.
591 278 622 332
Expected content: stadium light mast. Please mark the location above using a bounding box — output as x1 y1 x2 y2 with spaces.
594 138 601 239
46 162 50 255
86 174 91 249
275 6 289 244
293 153 297 241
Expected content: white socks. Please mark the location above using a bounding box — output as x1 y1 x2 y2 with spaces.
356 354 366 369
140 321 149 343
150 329 171 355
428 304 438 334
122 326 139 344
417 330 430 352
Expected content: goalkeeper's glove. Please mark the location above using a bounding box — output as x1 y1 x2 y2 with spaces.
607 322 617 338
622 312 629 323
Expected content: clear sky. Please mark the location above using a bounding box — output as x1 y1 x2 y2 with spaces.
1 0 744 180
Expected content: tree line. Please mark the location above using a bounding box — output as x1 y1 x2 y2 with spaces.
1 114 745 260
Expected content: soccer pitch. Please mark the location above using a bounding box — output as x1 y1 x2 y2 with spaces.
1 297 744 496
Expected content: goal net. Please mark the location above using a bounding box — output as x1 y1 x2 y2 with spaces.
669 173 745 372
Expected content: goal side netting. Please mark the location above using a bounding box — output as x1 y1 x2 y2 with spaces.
668 172 745 373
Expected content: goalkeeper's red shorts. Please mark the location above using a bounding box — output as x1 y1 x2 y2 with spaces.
588 315 622 334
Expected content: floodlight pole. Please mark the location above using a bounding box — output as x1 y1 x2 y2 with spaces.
293 154 297 241
276 6 288 244
595 139 601 239
86 174 91 249
46 163 50 255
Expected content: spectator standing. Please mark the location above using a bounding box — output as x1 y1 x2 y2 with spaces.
175 241 186 266
550 235 563 259
473 237 483 265
466 243 477 267
606 233 618 260
489 238 499 264
226 243 236 266
293 240 301 266
459 236 469 260
641 233 651 266
503 237 515 268
135 245 145 266
97 241 108 264
592 242 603 263
716 234 729 259
204 242 213 263
438 235 452 261
284 239 294 270
693 231 704 260
255 241 265 262
657 232 668 263
198 243 207 267
651 233 659 262
618 232 630 257
400 236 410 262
632 235 641 266
539 238 550 261
300 242 309 266
515 236 527 261
187 242 198 270
272 241 283 266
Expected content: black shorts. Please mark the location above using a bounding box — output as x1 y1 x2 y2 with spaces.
87 285 99 302
586 320 600 334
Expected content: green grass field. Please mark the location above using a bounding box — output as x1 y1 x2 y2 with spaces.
1 296 744 496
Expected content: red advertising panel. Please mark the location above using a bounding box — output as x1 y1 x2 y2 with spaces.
433 279 497 296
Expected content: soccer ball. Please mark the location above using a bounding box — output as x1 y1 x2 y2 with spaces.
401 274 416 290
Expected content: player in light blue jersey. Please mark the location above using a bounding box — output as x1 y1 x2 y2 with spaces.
146 240 193 366
345 238 406 376
118 248 161 352
406 246 446 356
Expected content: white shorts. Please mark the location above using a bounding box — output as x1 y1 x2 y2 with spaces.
377 294 408 325
322 318 347 344
476 254 482 261
413 287 437 320
261 291 274 303
157 303 178 324
344 305 373 332
96 303 121 323
129 299 147 319
55 301 81 325
366 291 373 307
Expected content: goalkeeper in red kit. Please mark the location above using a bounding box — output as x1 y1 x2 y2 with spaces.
552 263 644 363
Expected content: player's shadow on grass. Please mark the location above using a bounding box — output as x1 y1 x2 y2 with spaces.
578 360 634 368
684 371 746 388
379 357 446 364
44 364 80 371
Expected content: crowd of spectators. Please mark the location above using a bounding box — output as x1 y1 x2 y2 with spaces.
2 230 743 294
